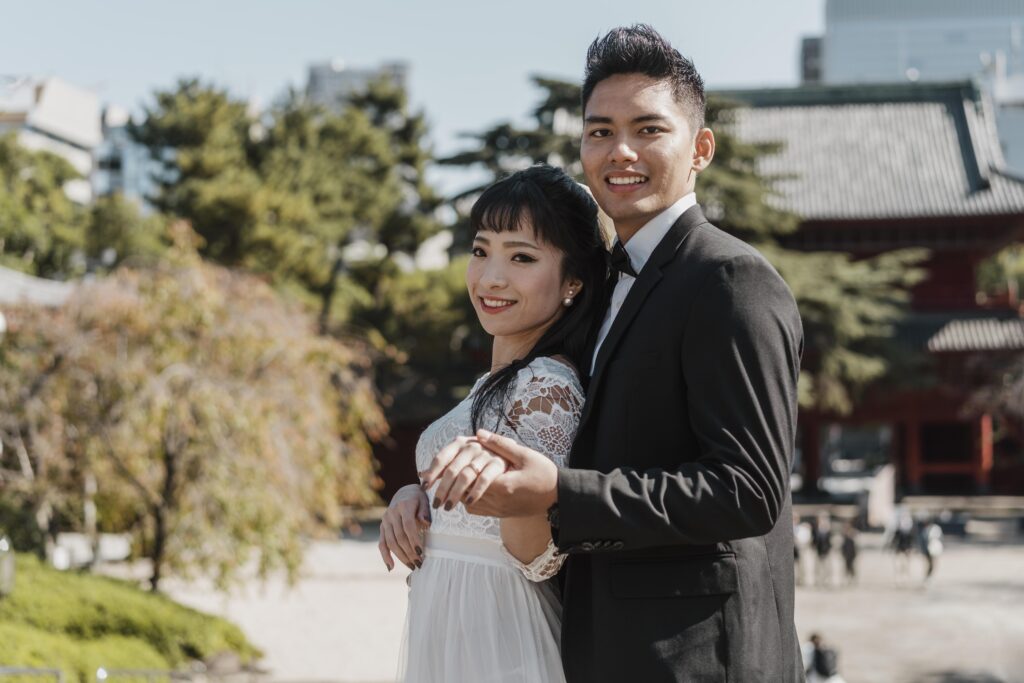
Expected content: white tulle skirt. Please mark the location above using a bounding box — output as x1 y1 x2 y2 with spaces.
397 532 566 683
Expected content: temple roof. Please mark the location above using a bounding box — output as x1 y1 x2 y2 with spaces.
898 311 1024 352
717 81 1024 221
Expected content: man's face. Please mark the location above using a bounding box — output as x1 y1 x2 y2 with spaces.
581 73 697 242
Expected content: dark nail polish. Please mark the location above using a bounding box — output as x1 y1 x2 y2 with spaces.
444 501 453 511
415 560 423 568
406 562 415 571
464 497 474 506
415 546 423 556
387 565 393 572
432 498 441 509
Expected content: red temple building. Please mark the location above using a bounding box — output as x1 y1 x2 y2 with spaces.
723 81 1024 495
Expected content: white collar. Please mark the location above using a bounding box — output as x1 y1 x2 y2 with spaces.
617 193 697 275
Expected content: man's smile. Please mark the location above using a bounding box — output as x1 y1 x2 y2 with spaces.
605 172 649 193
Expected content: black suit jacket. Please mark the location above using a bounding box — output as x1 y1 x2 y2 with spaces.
555 206 805 682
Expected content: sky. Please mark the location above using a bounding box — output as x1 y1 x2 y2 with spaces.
2 0 824 191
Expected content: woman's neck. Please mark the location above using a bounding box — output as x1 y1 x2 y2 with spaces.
490 330 544 373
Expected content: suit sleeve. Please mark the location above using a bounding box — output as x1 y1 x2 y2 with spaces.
555 254 803 551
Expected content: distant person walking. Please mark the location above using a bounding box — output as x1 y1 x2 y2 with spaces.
794 513 812 586
884 506 915 582
803 633 846 683
918 516 944 581
840 523 858 586
813 513 833 587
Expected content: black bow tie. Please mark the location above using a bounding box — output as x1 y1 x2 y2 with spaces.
610 241 637 278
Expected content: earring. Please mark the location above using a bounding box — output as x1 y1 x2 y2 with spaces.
562 291 574 307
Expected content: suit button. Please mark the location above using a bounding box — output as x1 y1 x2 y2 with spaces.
611 541 625 550
580 541 595 552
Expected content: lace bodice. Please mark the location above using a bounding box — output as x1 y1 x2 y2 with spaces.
415 356 583 545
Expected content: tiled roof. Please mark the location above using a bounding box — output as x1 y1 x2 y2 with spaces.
897 312 1024 352
717 81 1024 221
0 265 74 307
927 317 1024 352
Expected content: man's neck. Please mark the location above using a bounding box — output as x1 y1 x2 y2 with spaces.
613 193 696 245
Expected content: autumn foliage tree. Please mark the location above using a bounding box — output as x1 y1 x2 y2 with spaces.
0 225 384 591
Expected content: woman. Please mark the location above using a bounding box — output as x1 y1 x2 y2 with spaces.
380 165 608 682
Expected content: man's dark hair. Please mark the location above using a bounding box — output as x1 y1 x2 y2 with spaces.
582 24 706 130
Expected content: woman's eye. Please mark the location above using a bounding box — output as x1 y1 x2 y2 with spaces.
512 253 537 263
471 247 487 257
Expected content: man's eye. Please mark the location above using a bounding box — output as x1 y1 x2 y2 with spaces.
471 247 486 257
512 254 537 263
589 129 611 138
640 126 663 134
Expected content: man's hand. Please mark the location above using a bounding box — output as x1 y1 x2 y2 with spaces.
378 484 430 572
466 430 560 518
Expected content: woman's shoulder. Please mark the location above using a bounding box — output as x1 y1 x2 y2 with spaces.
515 355 584 396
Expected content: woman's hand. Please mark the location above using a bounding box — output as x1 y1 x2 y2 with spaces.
419 436 509 512
379 484 431 572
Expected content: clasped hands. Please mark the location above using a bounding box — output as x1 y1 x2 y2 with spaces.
378 429 559 571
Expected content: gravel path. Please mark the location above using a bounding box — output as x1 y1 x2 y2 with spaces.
164 527 1024 683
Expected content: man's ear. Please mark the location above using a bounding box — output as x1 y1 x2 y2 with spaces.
692 128 715 173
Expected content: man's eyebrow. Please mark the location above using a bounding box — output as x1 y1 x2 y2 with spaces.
632 114 668 124
584 113 669 125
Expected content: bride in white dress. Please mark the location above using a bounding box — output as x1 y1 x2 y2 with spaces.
379 165 609 683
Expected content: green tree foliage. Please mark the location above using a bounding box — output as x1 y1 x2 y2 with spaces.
0 225 385 591
85 193 168 269
0 132 86 278
129 79 262 265
130 77 445 336
441 77 927 414
977 242 1024 304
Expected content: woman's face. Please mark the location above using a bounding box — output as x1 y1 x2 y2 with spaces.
466 222 580 349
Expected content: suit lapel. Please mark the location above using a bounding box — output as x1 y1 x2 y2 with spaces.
574 206 709 450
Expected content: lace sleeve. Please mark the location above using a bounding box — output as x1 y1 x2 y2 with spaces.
495 358 583 580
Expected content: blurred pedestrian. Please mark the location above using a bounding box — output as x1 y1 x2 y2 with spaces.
802 633 846 683
794 513 813 586
918 515 944 581
813 512 833 587
840 523 858 586
884 506 915 582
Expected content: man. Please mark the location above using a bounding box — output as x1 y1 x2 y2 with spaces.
394 25 804 681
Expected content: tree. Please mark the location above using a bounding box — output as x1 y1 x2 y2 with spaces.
0 224 385 591
129 79 263 265
85 193 168 270
0 133 86 278
440 76 927 415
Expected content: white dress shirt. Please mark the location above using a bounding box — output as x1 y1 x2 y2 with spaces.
591 192 698 373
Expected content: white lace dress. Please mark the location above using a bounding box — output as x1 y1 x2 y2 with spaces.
398 356 583 683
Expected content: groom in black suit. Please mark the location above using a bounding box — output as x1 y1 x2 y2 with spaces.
425 25 804 682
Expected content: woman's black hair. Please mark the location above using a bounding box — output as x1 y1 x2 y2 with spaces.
469 164 608 432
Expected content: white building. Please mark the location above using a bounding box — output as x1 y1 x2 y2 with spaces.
0 76 102 203
817 0 1024 172
93 104 157 208
305 60 408 112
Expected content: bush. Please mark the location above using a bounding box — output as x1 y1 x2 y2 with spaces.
0 554 260 680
